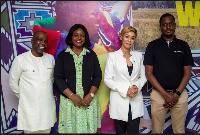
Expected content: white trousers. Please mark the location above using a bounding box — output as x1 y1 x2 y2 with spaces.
24 128 51 134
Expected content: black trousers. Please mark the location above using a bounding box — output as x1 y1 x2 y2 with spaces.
114 105 140 134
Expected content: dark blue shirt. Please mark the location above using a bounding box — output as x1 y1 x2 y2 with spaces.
127 65 133 76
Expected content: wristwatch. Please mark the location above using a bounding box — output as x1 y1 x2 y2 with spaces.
176 91 181 96
90 93 95 98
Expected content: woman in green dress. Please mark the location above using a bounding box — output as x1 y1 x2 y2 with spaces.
54 24 102 133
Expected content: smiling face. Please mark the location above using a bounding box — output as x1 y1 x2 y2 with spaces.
31 31 48 57
72 28 86 49
121 31 136 50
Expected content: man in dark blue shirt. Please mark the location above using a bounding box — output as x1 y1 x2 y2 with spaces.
144 13 194 134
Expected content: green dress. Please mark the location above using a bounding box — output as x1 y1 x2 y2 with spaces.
58 47 101 133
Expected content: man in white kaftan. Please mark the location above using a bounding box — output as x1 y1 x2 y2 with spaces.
9 31 56 133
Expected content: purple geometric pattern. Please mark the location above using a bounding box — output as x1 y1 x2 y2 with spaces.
1 1 55 134
1 27 14 72
18 13 41 31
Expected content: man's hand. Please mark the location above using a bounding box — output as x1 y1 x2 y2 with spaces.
163 93 179 108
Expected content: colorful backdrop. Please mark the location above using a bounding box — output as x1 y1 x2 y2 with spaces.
1 1 200 134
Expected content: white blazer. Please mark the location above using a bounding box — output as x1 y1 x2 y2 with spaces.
104 48 147 122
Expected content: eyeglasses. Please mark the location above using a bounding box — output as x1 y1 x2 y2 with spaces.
161 22 175 27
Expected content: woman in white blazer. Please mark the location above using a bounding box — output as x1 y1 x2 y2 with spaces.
104 26 147 134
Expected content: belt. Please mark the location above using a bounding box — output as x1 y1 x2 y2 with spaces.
166 89 176 93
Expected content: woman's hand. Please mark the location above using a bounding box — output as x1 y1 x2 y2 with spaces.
131 85 138 98
63 88 83 107
81 93 93 109
70 94 83 108
127 85 138 98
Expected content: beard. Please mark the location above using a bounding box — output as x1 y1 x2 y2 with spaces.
36 46 47 54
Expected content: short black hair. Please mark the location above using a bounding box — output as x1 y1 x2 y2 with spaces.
33 31 47 38
159 13 175 26
66 24 91 48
